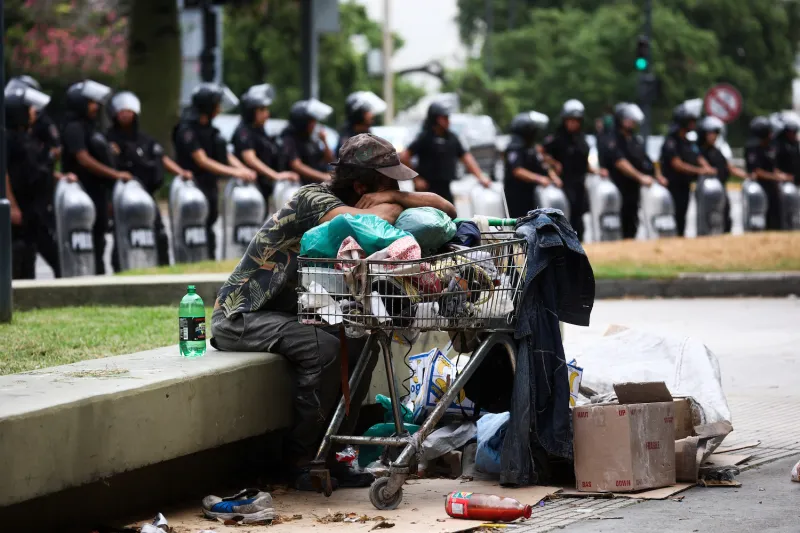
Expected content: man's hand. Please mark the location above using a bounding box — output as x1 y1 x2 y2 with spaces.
117 170 134 182
10 206 22 226
657 175 668 187
317 129 327 144
701 165 717 176
56 172 78 183
277 171 300 182
598 168 609 178
355 191 400 209
110 142 121 156
414 176 429 192
639 174 655 187
477 174 492 188
551 175 564 188
180 169 193 180
236 168 257 182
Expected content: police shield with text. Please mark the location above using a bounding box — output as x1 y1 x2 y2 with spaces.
603 103 666 239
745 116 790 231
61 79 123 274
233 84 299 205
543 99 599 241
7 75 64 276
173 83 256 260
281 98 335 185
336 91 387 157
660 100 715 237
697 116 749 233
107 91 192 268
502 111 557 218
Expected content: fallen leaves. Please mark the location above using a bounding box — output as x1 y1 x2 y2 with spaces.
315 511 392 527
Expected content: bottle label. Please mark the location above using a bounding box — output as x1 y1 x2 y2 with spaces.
179 317 206 342
446 492 473 518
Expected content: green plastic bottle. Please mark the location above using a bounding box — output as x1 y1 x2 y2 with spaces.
179 285 206 357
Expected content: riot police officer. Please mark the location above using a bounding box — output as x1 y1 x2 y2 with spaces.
542 99 605 241
660 102 715 237
746 116 791 230
5 84 76 278
401 101 491 204
61 79 127 275
697 116 749 233
775 113 799 186
281 98 335 184
503 111 558 218
233 84 298 203
7 75 63 276
335 91 387 157
602 103 665 239
107 91 192 267
173 83 256 260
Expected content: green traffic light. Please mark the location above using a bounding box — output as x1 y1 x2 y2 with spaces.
635 57 648 70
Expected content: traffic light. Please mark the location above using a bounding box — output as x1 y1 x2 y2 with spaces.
635 35 650 71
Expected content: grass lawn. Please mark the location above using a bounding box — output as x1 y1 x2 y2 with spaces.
122 232 800 279
0 306 209 376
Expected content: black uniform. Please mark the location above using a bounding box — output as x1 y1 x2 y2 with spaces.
173 113 229 260
775 133 800 186
745 141 781 230
503 136 549 219
232 122 283 201
604 132 654 239
700 142 732 233
106 125 170 266
7 130 44 279
660 132 701 237
281 127 328 186
406 128 466 204
543 128 590 240
61 116 117 275
28 112 63 276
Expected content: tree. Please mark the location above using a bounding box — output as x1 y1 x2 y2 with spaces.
222 0 424 126
125 0 182 150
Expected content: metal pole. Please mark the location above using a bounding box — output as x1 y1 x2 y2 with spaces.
508 0 517 30
0 0 12 323
300 0 319 100
640 0 653 141
382 0 394 124
485 0 494 78
199 0 216 82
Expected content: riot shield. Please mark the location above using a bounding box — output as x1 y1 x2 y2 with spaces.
54 180 97 277
585 174 622 241
741 179 767 232
222 178 267 259
640 182 677 238
469 182 508 218
781 182 800 230
695 175 726 236
535 184 571 220
169 178 210 263
112 179 159 271
270 180 302 215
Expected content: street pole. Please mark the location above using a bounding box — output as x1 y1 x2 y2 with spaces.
199 0 217 82
508 0 517 30
300 0 319 100
485 0 494 78
0 0 11 323
640 0 653 141
382 0 394 124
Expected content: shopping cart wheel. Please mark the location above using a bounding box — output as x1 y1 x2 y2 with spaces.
369 476 403 510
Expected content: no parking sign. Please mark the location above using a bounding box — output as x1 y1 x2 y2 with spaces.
704 83 743 123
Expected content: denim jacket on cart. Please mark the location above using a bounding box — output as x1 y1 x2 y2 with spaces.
500 208 595 487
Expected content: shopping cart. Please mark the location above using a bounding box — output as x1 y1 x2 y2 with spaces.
297 217 526 510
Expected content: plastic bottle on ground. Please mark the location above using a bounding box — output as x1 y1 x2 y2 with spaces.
179 285 206 357
445 491 532 522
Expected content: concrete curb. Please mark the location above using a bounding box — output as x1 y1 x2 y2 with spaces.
596 272 800 299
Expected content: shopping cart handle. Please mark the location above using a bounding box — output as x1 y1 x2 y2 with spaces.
453 217 517 226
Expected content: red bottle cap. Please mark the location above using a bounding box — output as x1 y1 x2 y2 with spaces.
523 505 532 519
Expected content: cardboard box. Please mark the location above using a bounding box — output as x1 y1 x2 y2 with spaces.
573 382 676 493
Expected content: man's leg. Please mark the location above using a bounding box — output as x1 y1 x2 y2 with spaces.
84 184 109 275
153 207 171 266
620 189 640 239
668 180 690 237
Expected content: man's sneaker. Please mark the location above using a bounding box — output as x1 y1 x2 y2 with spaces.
201 489 275 524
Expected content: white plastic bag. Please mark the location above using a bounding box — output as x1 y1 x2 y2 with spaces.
792 459 800 482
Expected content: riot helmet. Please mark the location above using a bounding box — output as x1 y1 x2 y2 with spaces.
240 83 275 124
344 91 387 127
109 91 141 129
289 98 333 134
781 112 800 133
697 116 725 146
5 85 50 130
614 102 644 132
509 111 549 141
66 79 112 119
561 99 585 120
672 102 700 129
191 83 238 117
7 75 42 92
749 116 772 140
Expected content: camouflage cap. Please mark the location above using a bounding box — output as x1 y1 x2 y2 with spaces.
333 133 417 181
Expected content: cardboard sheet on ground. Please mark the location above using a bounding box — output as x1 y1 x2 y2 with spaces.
143 479 560 533
558 483 695 500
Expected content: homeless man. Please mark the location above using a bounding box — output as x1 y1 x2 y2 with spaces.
211 133 456 491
